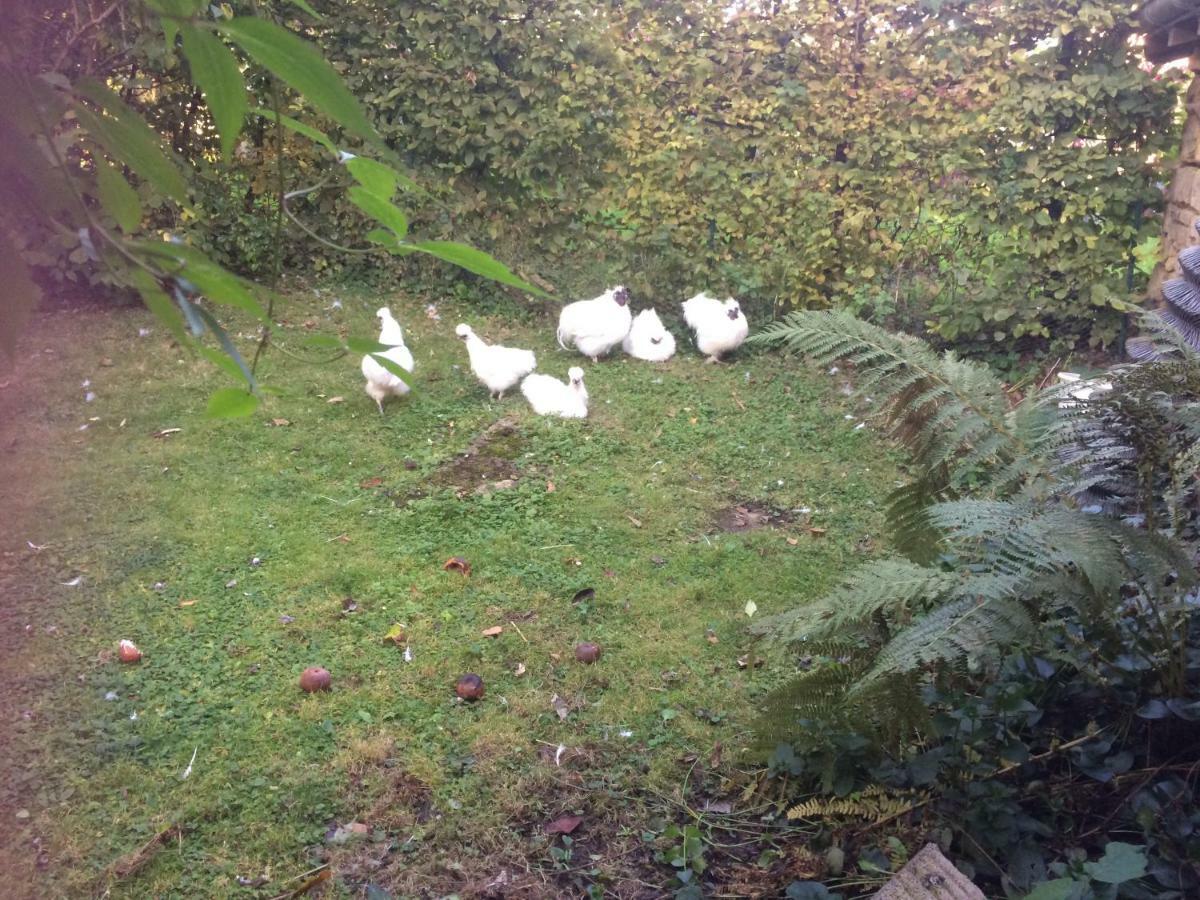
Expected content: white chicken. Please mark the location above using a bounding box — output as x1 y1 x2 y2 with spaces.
361 307 414 413
556 285 632 362
682 292 749 362
455 323 537 400
622 308 676 362
520 366 588 419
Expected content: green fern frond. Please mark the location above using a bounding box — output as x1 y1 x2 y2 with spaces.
788 785 928 823
858 595 1037 686
751 559 959 643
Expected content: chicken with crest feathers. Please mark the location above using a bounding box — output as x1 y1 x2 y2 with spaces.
455 323 537 400
681 292 749 362
622 308 676 362
361 307 414 413
556 285 632 362
520 366 588 419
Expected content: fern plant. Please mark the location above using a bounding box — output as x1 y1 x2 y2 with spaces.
751 311 1200 745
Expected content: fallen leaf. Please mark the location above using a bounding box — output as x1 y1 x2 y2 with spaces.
744 600 758 618
270 418 290 427
544 814 583 835
571 587 595 604
705 629 718 644
551 694 570 720
808 527 827 538
326 396 345 404
327 533 351 543
443 557 471 576
513 662 526 676
61 576 82 587
359 477 384 489
786 536 799 546
546 481 556 492
342 598 358 613
26 541 47 551
701 800 733 815
650 555 667 567
151 428 181 438
689 417 699 425
626 514 643 528
736 655 765 669
225 579 238 589
100 356 114 366
481 626 503 637
178 599 197 608
383 623 407 645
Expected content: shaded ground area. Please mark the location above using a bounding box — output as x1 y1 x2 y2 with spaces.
0 288 896 898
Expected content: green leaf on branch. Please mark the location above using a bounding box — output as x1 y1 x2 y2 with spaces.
286 0 322 16
345 337 394 354
94 160 142 233
127 268 191 349
348 186 408 238
179 24 247 161
408 241 547 296
1082 842 1147 885
369 353 412 387
250 107 336 155
345 157 419 196
1023 879 1083 900
131 240 269 322
206 387 259 418
221 17 377 145
73 79 188 203
0 229 40 362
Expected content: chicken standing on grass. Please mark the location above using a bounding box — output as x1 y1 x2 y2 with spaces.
361 307 414 413
520 366 588 418
556 285 632 362
622 308 676 362
681 292 749 363
455 323 537 400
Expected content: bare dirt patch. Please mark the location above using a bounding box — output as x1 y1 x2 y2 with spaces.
405 417 528 501
713 501 794 532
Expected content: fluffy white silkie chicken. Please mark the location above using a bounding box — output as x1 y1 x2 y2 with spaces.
361 307 414 413
455 323 537 400
520 366 588 419
556 285 632 362
622 308 676 362
681 292 750 362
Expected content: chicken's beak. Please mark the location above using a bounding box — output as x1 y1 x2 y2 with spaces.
651 337 662 345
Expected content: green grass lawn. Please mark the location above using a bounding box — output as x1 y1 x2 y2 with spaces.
0 286 897 898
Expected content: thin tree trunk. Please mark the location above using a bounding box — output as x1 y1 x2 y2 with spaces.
1150 56 1200 300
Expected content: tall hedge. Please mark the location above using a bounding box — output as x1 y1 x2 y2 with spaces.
67 0 1183 350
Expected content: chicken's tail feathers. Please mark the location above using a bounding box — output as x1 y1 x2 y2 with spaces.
556 325 569 350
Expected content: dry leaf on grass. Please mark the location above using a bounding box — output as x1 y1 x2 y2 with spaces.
481 626 503 637
544 814 583 835
443 557 471 576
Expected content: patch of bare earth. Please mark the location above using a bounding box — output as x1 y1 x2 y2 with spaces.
713 501 795 533
405 416 528 501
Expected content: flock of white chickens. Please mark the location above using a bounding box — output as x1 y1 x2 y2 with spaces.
360 286 750 418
